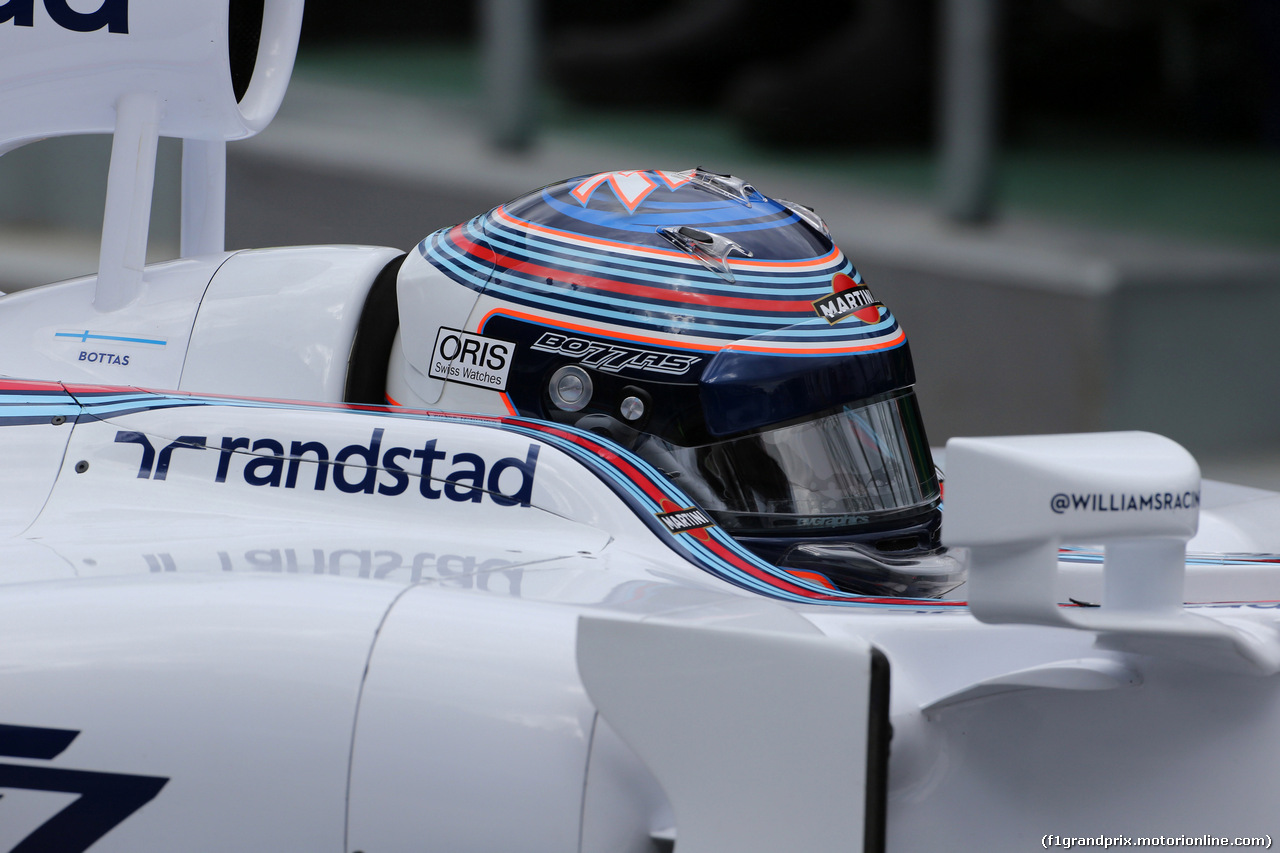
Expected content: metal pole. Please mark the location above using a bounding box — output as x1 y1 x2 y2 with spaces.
96 93 160 312
483 0 539 152
180 139 226 257
939 0 999 223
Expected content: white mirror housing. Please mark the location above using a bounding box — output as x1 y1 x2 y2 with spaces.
945 432 1280 674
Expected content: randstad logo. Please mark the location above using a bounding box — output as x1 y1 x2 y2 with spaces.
2 0 128 33
113 428 542 508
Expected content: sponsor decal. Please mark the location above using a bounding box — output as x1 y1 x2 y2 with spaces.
2 0 128 33
1049 491 1201 515
531 331 702 376
789 512 872 529
811 273 881 325
113 429 541 508
656 505 714 534
0 722 167 852
429 327 514 391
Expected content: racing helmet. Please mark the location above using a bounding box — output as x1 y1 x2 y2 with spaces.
387 169 956 596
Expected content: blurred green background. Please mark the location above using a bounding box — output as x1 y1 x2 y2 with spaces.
2 0 1279 480
292 0 1279 249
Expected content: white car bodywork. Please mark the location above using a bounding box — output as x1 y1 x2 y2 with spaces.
2 3 1280 852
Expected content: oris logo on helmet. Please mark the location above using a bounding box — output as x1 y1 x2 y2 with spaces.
531 332 702 376
812 273 882 326
430 328 515 391
2 0 128 33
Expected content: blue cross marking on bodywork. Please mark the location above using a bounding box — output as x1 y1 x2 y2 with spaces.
56 331 167 346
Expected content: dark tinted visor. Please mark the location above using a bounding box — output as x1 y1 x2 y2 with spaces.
637 389 938 534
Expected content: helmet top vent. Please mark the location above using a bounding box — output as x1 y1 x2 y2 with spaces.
657 225 754 283
689 169 757 205
776 198 832 238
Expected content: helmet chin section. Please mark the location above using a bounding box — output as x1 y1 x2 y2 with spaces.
776 542 964 599
733 507 963 598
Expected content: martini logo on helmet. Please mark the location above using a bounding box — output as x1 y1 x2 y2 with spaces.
530 331 702 376
2 0 128 32
430 328 515 391
812 273 882 326
655 506 714 534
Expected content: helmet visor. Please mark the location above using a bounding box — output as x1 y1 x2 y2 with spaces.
638 389 938 534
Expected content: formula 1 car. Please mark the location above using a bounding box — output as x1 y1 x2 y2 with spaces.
2 2 1279 852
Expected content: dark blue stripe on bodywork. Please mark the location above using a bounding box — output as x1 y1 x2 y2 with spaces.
0 723 78 759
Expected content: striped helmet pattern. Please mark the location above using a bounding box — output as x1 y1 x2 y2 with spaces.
417 169 906 355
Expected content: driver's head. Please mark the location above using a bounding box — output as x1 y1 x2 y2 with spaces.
387 169 948 595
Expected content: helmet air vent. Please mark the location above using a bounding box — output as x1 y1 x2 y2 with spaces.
776 198 832 238
689 169 757 205
657 225 753 283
